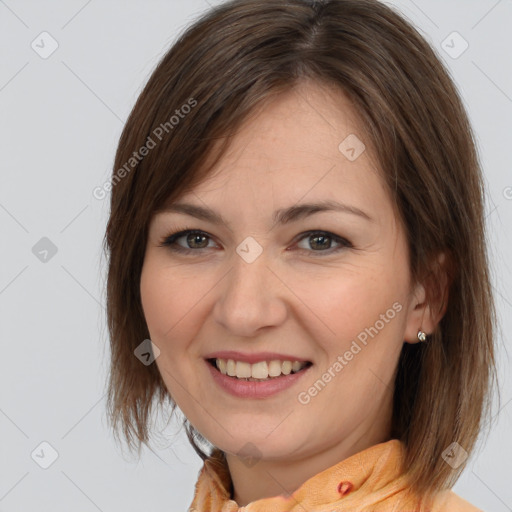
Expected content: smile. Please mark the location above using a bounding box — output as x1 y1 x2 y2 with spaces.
205 358 313 398
208 358 312 381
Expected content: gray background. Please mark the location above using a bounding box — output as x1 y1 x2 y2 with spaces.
0 0 511 510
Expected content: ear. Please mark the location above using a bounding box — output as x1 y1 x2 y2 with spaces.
403 251 451 344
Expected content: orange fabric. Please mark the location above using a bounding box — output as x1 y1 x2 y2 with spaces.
188 439 483 511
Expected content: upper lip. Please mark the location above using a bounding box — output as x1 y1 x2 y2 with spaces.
204 350 311 364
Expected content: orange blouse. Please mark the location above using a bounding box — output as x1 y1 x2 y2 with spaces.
188 439 483 511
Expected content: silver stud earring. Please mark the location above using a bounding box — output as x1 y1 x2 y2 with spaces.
417 330 427 342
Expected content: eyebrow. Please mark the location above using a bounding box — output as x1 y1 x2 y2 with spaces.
159 200 374 229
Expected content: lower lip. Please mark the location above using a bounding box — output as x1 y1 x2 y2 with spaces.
205 360 311 399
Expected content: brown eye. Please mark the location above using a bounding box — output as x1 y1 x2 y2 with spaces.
159 229 352 257
159 229 216 253
295 231 352 256
184 232 209 249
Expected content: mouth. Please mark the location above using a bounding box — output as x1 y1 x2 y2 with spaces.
206 357 313 382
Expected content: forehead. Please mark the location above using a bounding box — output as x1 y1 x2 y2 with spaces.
188 81 382 194
158 80 396 232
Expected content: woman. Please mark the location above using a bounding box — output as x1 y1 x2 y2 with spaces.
103 0 498 510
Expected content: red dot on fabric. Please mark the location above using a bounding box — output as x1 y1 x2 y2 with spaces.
337 481 353 496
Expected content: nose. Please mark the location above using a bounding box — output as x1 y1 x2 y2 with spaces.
212 250 288 337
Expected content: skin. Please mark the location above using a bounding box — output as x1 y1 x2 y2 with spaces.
140 79 446 507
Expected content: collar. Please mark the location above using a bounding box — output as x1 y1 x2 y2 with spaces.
189 439 423 512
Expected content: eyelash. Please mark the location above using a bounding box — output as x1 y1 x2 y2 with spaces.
157 227 353 257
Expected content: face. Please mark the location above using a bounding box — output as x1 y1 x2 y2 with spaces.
140 80 426 462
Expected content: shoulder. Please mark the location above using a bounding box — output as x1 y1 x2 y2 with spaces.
431 489 484 512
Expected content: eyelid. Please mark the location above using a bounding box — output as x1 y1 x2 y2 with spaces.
294 232 352 252
158 227 352 256
158 228 219 251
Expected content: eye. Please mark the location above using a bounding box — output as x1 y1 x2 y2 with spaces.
158 228 352 256
158 229 217 254
294 231 352 255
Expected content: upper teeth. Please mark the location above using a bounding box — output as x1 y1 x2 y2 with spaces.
215 358 308 379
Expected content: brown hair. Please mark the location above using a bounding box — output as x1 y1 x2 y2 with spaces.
103 0 499 505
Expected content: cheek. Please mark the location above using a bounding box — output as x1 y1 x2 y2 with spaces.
140 263 162 335
140 261 194 397
299 269 409 382
140 257 209 362
306 267 400 334
140 260 182 341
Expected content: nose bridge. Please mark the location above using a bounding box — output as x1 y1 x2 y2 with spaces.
226 246 271 307
213 244 286 334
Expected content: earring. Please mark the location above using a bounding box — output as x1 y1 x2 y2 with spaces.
417 330 427 342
